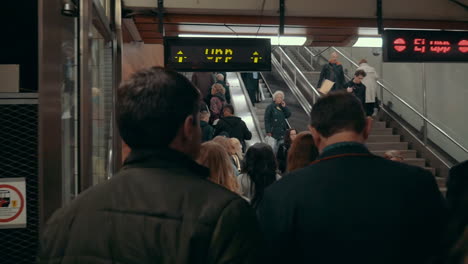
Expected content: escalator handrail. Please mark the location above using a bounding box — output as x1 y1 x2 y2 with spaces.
320 46 468 155
277 47 322 98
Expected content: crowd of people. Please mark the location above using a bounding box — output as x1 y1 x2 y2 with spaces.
38 67 467 264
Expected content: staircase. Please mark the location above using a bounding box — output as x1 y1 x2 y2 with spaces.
369 120 446 190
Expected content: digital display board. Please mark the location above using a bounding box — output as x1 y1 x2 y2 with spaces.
164 37 271 71
383 30 468 62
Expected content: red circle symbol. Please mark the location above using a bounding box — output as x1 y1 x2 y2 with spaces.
393 38 407 52
0 184 25 223
458 40 468 53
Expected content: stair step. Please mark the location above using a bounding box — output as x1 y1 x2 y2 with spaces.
367 135 400 143
372 121 386 129
435 177 446 188
425 167 436 175
402 158 426 167
372 150 417 158
370 128 394 135
366 142 408 151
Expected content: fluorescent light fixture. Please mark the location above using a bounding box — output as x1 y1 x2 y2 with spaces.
353 37 383 47
178 34 307 46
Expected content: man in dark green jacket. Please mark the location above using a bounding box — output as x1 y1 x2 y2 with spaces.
264 90 292 141
39 67 262 264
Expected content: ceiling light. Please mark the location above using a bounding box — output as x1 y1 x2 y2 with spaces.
178 34 307 46
353 37 383 47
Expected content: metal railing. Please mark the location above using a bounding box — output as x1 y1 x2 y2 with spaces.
301 46 468 163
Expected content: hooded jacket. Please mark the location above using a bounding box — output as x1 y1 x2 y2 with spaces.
215 116 252 151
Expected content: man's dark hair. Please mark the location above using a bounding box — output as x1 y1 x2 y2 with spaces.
223 104 235 115
355 69 367 77
310 92 366 138
117 67 200 149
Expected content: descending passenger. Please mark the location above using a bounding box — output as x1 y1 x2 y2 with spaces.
317 51 345 91
264 90 292 151
384 149 405 162
238 143 280 208
276 128 297 174
344 69 367 109
197 141 239 194
286 131 319 173
258 92 447 264
228 138 243 173
357 59 379 116
38 67 261 263
200 110 214 142
215 73 231 104
215 104 252 152
209 83 226 123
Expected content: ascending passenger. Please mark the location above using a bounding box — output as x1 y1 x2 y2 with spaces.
38 67 261 263
276 128 297 174
286 131 319 173
200 110 214 142
215 104 252 152
227 138 243 173
215 73 231 104
357 59 379 116
197 141 239 194
264 90 292 151
317 51 345 91
258 92 447 264
238 143 280 208
209 83 226 123
191 71 215 101
344 69 367 110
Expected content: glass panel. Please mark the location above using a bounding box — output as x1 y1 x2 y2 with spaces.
90 25 114 184
61 16 78 203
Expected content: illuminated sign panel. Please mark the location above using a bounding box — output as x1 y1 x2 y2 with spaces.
164 38 271 71
383 30 468 62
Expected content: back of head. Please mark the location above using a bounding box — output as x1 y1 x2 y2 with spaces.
117 67 200 149
212 136 231 152
229 138 243 159
223 104 235 116
200 110 210 122
287 132 319 172
243 143 277 207
310 92 366 138
211 83 225 95
197 141 238 193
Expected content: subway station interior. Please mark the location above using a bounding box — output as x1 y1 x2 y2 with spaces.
1 0 468 263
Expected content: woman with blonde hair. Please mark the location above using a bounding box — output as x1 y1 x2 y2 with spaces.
197 141 239 193
287 131 319 173
213 136 241 176
228 138 243 173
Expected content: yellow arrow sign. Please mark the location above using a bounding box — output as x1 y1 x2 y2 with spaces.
177 51 184 55
253 51 259 56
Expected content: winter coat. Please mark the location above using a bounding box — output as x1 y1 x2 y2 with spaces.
264 103 292 140
192 72 215 100
258 142 447 264
210 93 226 122
317 61 345 91
215 116 252 151
357 63 379 103
38 148 262 264
344 80 366 106
201 120 214 142
276 143 290 173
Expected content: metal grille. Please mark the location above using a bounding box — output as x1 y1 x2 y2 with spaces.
0 103 39 264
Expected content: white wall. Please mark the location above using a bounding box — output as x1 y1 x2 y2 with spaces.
333 47 468 162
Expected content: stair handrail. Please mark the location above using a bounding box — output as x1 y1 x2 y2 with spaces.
277 46 322 98
325 46 468 155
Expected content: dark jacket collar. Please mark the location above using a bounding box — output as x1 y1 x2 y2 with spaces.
319 141 370 159
123 148 209 179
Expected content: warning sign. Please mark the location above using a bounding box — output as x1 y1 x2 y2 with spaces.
0 178 27 229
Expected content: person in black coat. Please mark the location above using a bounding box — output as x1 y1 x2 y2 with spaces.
343 69 367 111
264 91 292 142
317 52 346 91
276 128 297 174
258 92 447 264
200 110 214 142
215 104 252 152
